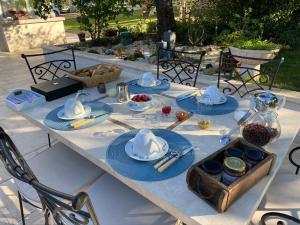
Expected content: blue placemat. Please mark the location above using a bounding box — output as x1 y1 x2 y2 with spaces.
44 102 113 131
127 79 170 94
106 129 194 181
176 95 239 115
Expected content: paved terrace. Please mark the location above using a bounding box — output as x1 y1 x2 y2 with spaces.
0 49 299 225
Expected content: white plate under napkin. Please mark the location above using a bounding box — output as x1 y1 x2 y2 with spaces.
125 137 169 161
57 105 92 120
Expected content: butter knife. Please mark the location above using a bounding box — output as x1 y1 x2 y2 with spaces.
70 112 110 128
177 91 199 101
157 147 193 173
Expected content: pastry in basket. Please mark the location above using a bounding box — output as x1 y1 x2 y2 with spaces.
75 69 92 77
92 69 105 76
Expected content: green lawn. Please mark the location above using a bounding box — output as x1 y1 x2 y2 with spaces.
64 11 156 33
271 46 300 92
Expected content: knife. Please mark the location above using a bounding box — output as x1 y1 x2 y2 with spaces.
70 112 110 129
157 146 193 173
177 91 199 101
154 146 193 170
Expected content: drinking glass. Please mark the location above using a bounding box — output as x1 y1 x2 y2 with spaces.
106 81 117 97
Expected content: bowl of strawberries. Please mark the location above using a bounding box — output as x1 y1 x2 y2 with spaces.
129 94 153 111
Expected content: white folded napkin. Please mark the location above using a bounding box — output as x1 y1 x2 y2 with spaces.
132 129 162 158
141 72 156 86
64 94 85 118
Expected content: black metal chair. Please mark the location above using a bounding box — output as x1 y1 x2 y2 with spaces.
261 147 300 225
0 127 177 225
217 50 284 98
157 47 206 87
21 47 77 84
21 47 77 147
0 126 100 225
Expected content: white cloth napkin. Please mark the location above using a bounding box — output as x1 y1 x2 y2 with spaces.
64 97 85 117
132 129 162 158
141 72 156 86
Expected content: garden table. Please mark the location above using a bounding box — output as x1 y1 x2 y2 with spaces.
15 68 299 225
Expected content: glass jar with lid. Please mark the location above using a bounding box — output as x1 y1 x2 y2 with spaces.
222 157 246 185
240 110 281 147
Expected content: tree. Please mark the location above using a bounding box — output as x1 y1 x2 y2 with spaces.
154 0 176 39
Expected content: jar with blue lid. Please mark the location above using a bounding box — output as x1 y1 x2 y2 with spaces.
244 149 265 169
224 147 244 159
222 157 246 185
201 160 223 181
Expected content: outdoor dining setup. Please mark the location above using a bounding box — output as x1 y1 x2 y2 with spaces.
1 47 299 225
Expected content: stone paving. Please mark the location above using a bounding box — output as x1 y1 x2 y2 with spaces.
0 49 299 225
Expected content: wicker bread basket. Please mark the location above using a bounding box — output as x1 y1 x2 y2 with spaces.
69 64 122 88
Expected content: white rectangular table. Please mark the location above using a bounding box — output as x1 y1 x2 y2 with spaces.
15 68 300 225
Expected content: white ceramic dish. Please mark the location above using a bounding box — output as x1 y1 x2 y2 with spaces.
137 79 161 87
125 137 169 161
127 101 152 112
57 105 92 120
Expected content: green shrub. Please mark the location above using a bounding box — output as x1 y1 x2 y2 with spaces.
233 39 280 50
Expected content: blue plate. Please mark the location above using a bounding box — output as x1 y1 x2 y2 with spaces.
106 129 194 181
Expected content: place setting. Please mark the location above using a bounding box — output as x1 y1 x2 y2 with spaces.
127 71 170 94
176 85 239 115
44 91 113 131
106 128 195 181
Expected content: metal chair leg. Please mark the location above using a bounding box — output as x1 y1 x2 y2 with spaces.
47 133 51 147
18 191 26 225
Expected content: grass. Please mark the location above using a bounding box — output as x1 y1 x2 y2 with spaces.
270 45 300 91
64 11 157 33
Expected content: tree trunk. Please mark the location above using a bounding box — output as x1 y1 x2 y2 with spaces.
155 0 176 40
179 0 186 21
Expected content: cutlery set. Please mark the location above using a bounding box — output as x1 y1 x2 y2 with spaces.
154 146 193 173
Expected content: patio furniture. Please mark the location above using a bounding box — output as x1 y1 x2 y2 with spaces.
21 47 76 84
0 126 104 225
21 47 77 147
157 47 206 87
217 50 284 97
0 127 177 225
9 68 300 225
259 146 300 225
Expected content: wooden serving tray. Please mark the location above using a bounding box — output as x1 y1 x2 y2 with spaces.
186 138 276 213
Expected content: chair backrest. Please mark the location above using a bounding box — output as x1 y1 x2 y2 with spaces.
288 147 300 175
217 50 284 98
0 127 99 225
21 47 77 84
157 47 206 87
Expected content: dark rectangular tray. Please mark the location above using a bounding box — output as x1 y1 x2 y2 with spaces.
186 138 276 213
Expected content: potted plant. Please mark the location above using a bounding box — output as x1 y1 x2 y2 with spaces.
230 39 280 66
76 15 86 42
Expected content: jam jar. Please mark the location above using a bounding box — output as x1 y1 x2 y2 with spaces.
222 157 246 185
241 111 281 147
224 147 244 159
201 160 223 181
244 149 265 169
